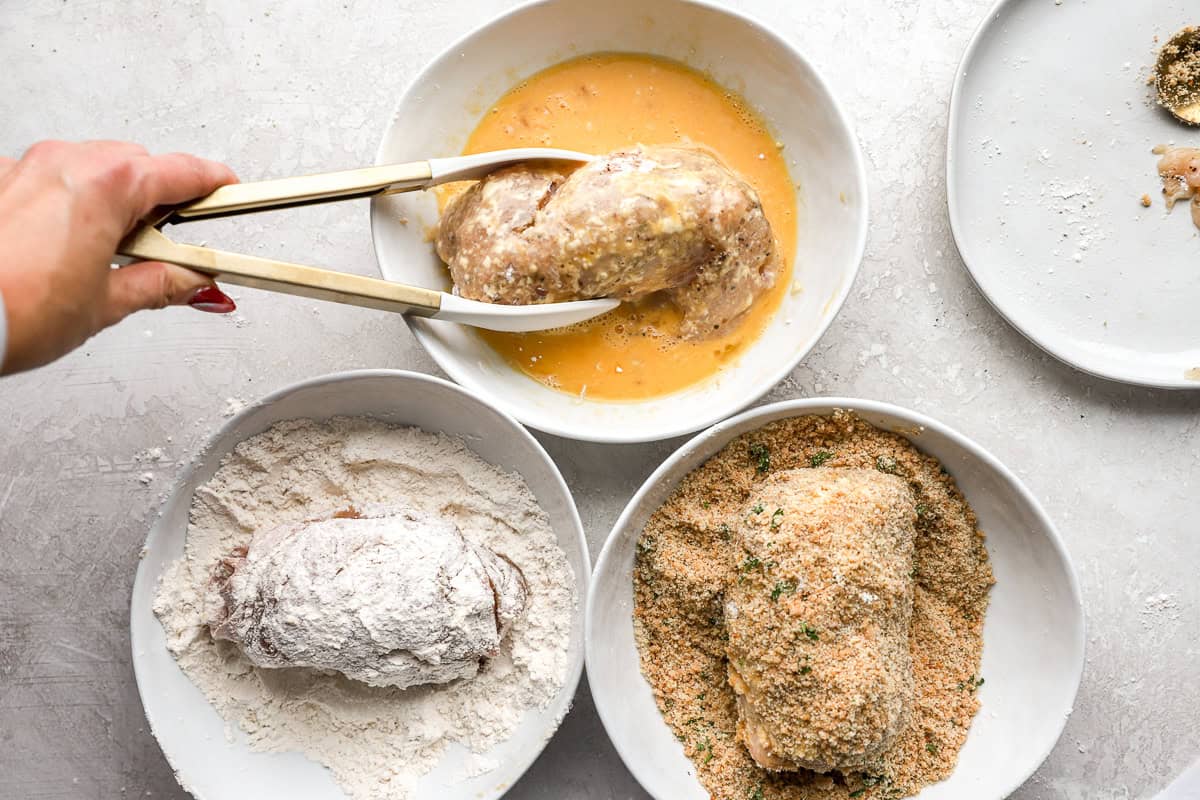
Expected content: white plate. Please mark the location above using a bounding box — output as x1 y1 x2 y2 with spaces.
587 398 1085 800
370 0 868 443
947 0 1200 388
129 370 589 800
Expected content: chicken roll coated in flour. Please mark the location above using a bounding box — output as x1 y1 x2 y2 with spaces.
206 507 528 689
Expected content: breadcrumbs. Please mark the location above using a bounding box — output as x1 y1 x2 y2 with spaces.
1155 26 1200 124
633 411 994 800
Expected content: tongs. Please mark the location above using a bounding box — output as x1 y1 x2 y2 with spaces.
115 148 618 332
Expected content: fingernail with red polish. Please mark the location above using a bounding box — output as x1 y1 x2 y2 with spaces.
188 286 237 314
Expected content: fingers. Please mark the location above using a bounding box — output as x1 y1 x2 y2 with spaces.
132 152 238 214
186 285 238 313
103 261 236 326
18 140 237 222
20 139 145 175
81 140 148 158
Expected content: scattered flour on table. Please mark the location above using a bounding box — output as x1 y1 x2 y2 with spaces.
1140 592 1181 628
221 396 247 417
152 417 576 800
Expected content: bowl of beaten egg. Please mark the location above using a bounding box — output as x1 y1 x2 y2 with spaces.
371 0 868 442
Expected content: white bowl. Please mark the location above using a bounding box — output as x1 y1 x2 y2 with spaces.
370 0 868 443
129 370 589 800
587 398 1085 799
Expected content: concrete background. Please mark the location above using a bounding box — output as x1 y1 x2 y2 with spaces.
1 1 1197 798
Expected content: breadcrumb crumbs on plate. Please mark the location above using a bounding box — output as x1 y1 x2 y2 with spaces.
633 411 994 800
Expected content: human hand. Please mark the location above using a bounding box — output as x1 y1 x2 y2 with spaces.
0 140 238 375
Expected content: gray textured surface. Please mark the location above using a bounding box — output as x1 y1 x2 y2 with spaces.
1 1 1197 798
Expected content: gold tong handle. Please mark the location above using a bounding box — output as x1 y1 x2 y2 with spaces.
166 160 435 222
117 226 442 316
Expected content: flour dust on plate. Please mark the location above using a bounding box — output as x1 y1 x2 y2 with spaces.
432 53 799 401
152 417 576 800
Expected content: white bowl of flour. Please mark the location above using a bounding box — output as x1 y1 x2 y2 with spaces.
130 369 588 800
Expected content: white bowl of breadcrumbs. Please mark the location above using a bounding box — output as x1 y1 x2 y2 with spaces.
586 398 1084 800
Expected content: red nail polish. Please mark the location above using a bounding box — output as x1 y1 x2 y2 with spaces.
188 285 237 314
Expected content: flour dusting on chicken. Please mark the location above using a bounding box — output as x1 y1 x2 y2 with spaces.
207 508 528 690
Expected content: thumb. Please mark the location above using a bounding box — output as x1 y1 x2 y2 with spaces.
104 261 236 325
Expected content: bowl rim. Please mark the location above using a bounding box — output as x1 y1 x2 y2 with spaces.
129 367 591 799
945 0 1200 391
585 395 1086 799
369 0 872 444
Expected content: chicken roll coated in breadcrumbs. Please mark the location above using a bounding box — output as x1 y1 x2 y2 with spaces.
725 468 917 773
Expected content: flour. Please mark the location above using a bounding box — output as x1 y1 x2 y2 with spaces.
1037 177 1106 264
1140 592 1181 628
220 396 247 417
153 417 576 799
209 509 530 689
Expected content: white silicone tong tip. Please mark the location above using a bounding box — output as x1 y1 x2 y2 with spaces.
426 148 594 186
434 293 619 333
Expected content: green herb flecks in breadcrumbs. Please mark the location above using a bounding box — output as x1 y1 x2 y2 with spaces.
749 443 771 474
809 450 834 467
771 580 797 602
